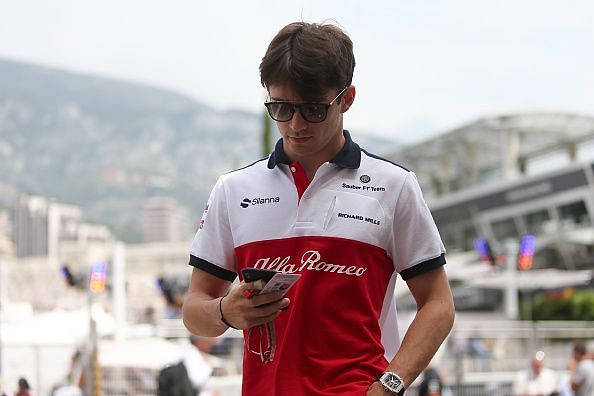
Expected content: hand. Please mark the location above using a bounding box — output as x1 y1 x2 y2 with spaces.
220 280 290 329
367 381 393 395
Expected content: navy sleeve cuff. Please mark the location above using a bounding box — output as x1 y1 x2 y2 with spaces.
400 253 446 281
189 254 237 282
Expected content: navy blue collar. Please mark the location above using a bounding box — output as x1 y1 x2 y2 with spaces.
267 130 361 169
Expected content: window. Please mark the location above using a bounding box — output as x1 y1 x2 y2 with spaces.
558 201 590 229
439 220 478 252
491 218 519 242
524 209 552 235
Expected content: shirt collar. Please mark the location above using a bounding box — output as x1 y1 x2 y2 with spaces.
267 130 361 170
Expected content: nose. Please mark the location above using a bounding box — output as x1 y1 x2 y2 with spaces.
288 108 308 132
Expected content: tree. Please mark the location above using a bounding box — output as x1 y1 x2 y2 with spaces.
262 108 273 157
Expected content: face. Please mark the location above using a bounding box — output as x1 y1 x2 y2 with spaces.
531 358 543 374
267 84 355 168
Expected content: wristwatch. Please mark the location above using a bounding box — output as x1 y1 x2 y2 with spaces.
378 371 405 395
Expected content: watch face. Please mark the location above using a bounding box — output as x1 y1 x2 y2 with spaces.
380 372 404 394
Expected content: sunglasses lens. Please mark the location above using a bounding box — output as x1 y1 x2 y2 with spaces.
266 103 294 122
300 104 327 123
265 102 329 123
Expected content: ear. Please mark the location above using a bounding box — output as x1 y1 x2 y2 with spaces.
340 85 356 113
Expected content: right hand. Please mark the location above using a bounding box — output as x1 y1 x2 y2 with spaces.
220 280 290 329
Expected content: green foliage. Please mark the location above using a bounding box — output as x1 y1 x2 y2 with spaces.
528 289 594 321
262 108 272 157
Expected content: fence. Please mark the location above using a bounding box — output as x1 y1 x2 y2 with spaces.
2 318 593 395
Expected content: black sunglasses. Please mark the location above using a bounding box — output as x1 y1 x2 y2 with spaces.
264 86 348 123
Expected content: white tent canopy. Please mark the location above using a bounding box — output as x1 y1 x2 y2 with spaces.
1 307 114 344
99 337 185 369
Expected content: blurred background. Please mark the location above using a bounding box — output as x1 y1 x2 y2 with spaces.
0 1 593 395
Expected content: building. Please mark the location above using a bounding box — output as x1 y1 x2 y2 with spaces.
387 112 594 254
142 196 190 243
0 209 14 255
13 194 113 258
389 113 594 198
14 195 51 257
387 112 594 315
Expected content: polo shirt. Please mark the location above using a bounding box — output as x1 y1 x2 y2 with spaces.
190 130 446 395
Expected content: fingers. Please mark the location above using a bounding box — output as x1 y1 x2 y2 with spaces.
238 298 290 328
238 280 285 306
221 281 291 329
249 297 290 318
244 299 289 327
238 279 266 298
249 290 286 306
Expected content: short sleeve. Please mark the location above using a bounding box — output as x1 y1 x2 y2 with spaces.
189 177 237 281
391 172 446 279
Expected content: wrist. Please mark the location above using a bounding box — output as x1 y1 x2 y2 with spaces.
218 295 239 330
370 381 398 395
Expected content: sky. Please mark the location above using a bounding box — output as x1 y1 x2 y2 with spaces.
0 0 593 143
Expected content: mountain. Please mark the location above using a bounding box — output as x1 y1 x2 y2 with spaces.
0 59 399 242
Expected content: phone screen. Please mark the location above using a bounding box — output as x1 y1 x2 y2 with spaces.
241 267 301 297
241 267 277 283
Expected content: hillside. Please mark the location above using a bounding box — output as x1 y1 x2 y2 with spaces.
0 59 398 241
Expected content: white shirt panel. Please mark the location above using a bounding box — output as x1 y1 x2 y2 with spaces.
391 172 446 273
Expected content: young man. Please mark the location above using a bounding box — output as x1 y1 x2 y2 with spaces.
182 21 455 395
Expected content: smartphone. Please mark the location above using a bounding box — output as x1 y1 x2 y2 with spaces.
241 267 277 283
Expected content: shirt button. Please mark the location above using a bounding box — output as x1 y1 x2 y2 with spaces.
290 166 296 173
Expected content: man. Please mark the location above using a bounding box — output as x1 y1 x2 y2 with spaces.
182 21 455 395
417 366 446 396
513 351 558 396
158 336 216 396
570 342 594 396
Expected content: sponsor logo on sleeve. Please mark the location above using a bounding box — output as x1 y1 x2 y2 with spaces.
199 203 209 229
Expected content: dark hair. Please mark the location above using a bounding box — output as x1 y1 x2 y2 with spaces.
259 21 355 100
574 342 587 356
18 378 30 390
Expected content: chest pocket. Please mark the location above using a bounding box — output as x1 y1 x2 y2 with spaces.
323 191 389 248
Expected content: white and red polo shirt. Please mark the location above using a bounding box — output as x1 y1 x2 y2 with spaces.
189 131 446 395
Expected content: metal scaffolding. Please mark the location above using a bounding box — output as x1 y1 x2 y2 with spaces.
387 112 594 197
